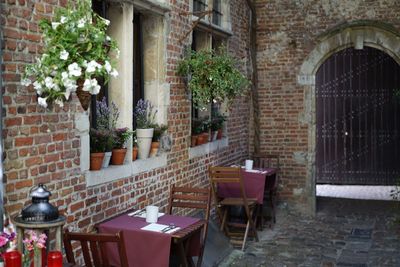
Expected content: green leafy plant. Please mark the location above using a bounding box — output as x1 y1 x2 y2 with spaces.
192 118 209 135
152 124 168 142
90 128 111 153
210 112 226 131
113 127 133 149
177 47 250 109
21 0 119 108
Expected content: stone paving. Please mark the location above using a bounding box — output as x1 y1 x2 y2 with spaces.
219 197 400 267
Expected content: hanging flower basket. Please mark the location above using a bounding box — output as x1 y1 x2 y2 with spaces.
21 0 119 110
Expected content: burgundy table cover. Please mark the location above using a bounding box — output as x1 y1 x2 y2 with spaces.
98 213 200 267
217 168 275 204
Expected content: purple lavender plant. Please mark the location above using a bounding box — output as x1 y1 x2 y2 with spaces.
134 99 157 128
96 97 120 130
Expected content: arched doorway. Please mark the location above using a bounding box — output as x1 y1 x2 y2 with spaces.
297 21 400 214
316 47 400 186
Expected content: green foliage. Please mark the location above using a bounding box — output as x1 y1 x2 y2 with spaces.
209 112 226 131
90 128 111 153
113 128 133 149
192 117 209 135
177 47 250 109
151 124 168 142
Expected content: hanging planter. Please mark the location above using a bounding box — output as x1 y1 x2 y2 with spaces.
21 0 119 110
177 47 250 109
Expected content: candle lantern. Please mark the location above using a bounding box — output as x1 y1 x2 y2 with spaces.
12 184 66 267
21 184 59 222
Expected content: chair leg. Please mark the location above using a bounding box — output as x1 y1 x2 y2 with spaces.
220 208 228 232
249 207 259 242
241 220 250 251
270 190 276 224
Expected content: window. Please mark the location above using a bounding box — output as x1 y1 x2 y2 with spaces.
133 12 144 129
212 0 222 26
193 0 207 13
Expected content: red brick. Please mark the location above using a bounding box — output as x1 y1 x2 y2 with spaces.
15 137 33 147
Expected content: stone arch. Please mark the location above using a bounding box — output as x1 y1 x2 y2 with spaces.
297 21 400 215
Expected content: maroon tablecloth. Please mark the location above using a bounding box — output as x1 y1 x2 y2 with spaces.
217 168 275 204
98 213 200 267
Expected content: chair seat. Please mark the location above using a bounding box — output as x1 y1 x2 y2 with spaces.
219 197 258 206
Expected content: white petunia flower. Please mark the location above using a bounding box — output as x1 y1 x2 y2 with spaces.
55 99 64 108
86 60 101 73
33 81 43 95
38 97 48 108
110 69 118 77
68 63 82 77
51 22 61 30
64 90 71 100
104 61 112 73
103 19 110 26
21 78 32 87
44 77 55 89
83 78 101 95
60 50 69 60
77 19 85 28
106 36 111 41
60 16 67 23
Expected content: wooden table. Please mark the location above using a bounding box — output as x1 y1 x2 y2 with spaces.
97 212 205 267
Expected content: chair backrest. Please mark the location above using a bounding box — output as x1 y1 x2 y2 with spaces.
253 154 280 169
63 229 129 267
167 185 211 243
208 166 252 216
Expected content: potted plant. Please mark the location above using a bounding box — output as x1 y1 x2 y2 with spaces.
90 129 107 170
211 112 226 140
132 130 138 161
21 0 119 110
134 99 157 159
95 97 119 167
150 124 168 157
111 128 133 165
191 119 204 146
201 118 210 143
177 47 250 109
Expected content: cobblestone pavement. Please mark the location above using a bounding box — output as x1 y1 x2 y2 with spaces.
219 197 400 267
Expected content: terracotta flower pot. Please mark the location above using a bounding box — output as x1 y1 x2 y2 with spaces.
191 135 198 147
111 148 127 165
132 146 138 161
202 132 209 142
149 142 160 157
197 134 207 145
90 152 105 171
217 129 223 139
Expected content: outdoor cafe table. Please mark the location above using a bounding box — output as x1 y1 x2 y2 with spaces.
217 168 276 204
97 212 204 267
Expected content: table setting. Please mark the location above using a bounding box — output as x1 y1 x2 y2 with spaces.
97 205 203 267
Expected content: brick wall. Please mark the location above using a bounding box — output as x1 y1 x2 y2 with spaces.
256 0 400 212
1 0 252 235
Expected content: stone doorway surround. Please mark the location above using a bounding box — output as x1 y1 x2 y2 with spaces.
297 20 400 215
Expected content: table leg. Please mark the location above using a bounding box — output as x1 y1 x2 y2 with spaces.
176 242 189 267
16 226 23 252
55 225 62 251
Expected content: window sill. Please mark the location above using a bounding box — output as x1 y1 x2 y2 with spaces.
189 137 229 159
86 154 168 187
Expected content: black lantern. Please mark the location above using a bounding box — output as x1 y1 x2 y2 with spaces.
20 184 59 222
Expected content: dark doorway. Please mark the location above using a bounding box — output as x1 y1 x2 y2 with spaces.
316 47 400 185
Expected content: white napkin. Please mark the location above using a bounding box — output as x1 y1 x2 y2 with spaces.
246 169 262 173
141 223 181 234
128 210 165 218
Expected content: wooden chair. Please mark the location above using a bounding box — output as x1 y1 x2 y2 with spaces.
253 154 280 226
208 166 259 251
167 185 211 267
63 229 129 267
